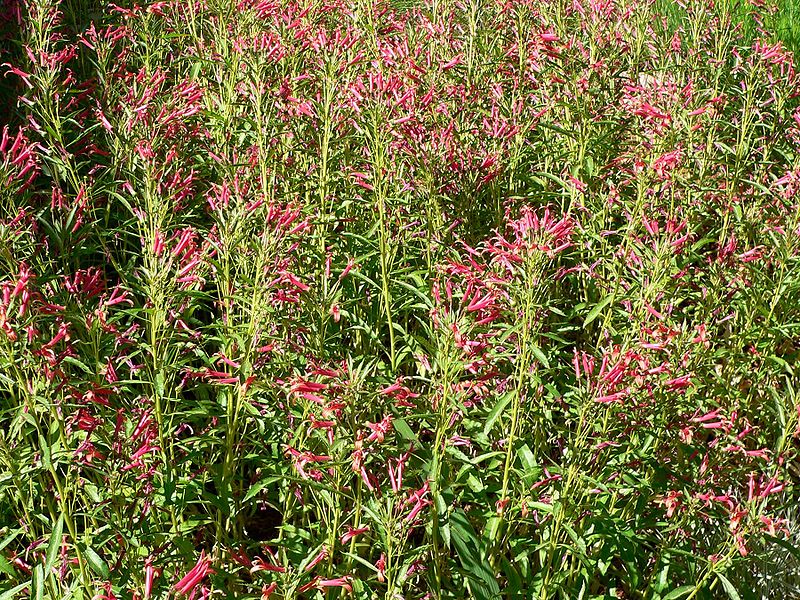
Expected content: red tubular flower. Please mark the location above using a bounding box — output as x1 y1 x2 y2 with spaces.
173 551 213 596
405 482 431 522
261 583 278 599
365 415 392 443
375 553 386 583
340 525 369 544
298 577 319 593
144 558 157 599
664 375 692 390
318 577 352 593
304 546 329 572
250 557 286 574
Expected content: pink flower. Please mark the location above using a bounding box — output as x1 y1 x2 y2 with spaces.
304 546 329 571
405 482 431 521
144 558 157 599
318 577 352 593
285 447 332 480
595 390 627 404
250 557 286 574
664 375 692 390
173 551 213 596
441 54 463 70
365 415 392 443
376 553 386 583
340 525 369 544
380 379 419 408
656 491 682 518
738 247 764 263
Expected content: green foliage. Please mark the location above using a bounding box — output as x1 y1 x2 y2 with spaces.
1 0 800 598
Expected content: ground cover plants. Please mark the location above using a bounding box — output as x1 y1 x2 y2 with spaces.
1 0 800 598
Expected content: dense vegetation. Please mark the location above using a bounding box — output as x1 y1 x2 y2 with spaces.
2 0 800 598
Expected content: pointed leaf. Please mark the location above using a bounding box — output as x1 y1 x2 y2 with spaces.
44 514 64 574
715 572 741 600
584 295 613 327
450 510 500 600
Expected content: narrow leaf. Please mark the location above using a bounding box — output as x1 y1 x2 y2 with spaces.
483 391 513 436
83 546 109 578
449 510 500 600
0 583 28 600
662 585 695 600
584 295 613 327
715 572 741 600
44 514 64 574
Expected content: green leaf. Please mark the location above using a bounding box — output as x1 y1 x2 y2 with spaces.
83 546 109 578
0 583 28 600
34 564 44 600
483 391 513 436
764 533 800 559
0 529 21 553
243 477 281 503
562 522 587 558
501 557 523 597
449 510 500 600
662 585 695 600
715 572 741 600
517 444 537 482
529 501 554 513
341 552 379 574
45 514 64 574
653 562 670 593
466 474 484 493
584 295 613 327
530 344 550 369
39 434 51 470
61 356 93 374
393 418 420 444
0 555 14 577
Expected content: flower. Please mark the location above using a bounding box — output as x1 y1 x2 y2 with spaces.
173 551 213 596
